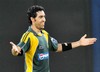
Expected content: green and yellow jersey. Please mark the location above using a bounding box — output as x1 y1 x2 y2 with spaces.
17 26 58 72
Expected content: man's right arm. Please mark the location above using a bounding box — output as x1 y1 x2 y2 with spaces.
10 42 21 56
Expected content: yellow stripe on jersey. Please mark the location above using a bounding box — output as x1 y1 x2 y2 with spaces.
25 32 39 72
42 30 49 48
20 30 49 72
20 31 30 43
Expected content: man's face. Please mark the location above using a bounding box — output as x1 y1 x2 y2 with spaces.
33 10 46 30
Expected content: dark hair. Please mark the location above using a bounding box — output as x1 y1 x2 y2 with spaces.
27 5 45 24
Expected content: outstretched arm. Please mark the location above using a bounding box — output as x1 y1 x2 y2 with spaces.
10 42 21 56
56 34 97 52
72 34 97 48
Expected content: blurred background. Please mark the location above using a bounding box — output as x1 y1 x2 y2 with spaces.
0 0 100 72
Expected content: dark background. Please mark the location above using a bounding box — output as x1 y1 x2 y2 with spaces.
0 0 93 72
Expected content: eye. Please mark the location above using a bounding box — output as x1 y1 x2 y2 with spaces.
39 16 43 18
39 15 46 19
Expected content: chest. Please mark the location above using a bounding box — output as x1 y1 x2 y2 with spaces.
35 35 49 60
36 35 48 52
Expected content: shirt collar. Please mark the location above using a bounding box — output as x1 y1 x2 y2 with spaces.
28 26 43 36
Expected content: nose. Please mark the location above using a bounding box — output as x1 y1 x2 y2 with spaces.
43 17 46 22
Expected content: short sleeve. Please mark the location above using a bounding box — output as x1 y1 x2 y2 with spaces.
49 37 58 51
17 32 30 52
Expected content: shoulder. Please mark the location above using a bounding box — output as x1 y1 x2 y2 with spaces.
42 30 49 35
22 31 30 37
21 31 35 40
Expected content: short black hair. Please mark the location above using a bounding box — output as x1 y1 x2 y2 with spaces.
27 5 45 24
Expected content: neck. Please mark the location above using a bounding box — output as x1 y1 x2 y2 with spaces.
31 25 41 34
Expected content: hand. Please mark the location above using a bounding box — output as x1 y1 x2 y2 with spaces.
10 42 21 56
79 34 97 46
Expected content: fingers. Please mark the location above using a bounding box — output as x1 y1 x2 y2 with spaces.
94 38 97 41
86 38 97 42
10 41 21 54
82 34 87 38
10 42 15 46
90 38 97 43
87 38 97 45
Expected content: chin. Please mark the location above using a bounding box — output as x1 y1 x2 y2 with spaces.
39 26 45 30
41 26 45 29
41 28 44 30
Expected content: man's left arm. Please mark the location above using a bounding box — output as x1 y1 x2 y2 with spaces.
56 34 97 52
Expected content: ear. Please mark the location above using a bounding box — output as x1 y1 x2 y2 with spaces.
30 17 35 22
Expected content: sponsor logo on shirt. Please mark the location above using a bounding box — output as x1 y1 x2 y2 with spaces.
39 45 44 49
38 52 49 60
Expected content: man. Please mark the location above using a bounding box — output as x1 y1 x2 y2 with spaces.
10 5 97 72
